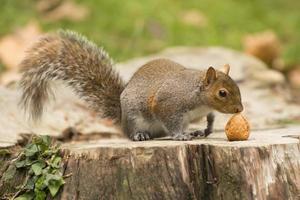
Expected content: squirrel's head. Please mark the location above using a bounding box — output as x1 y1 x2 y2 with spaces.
201 64 243 114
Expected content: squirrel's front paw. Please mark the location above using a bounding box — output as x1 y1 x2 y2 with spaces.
204 128 213 137
190 129 212 137
172 133 194 141
131 131 151 141
190 130 205 137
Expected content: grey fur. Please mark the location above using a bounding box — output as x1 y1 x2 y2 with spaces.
120 59 243 141
19 30 125 123
19 31 243 141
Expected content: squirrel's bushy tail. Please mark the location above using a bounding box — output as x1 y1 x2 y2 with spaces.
19 30 125 124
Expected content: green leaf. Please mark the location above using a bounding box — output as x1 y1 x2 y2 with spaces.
15 192 34 200
35 175 47 190
50 156 61 168
25 157 36 167
33 135 51 153
40 135 51 146
42 150 53 157
44 173 65 197
42 166 50 174
32 135 42 145
0 149 10 156
2 164 16 181
44 173 63 184
15 159 26 168
31 161 45 176
48 179 65 197
4 135 64 199
24 177 37 190
25 144 39 157
34 189 46 200
28 168 34 175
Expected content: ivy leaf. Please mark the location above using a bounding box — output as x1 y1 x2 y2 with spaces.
40 135 51 146
34 189 46 200
28 168 34 175
31 161 45 176
5 135 64 199
24 177 38 190
48 179 65 197
45 173 65 196
34 135 50 152
15 159 26 168
25 144 39 157
42 149 53 157
42 166 50 175
50 156 61 168
44 173 62 185
35 175 47 191
2 164 16 181
0 149 10 156
15 192 34 200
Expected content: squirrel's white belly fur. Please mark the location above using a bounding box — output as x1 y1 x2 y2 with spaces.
186 105 212 123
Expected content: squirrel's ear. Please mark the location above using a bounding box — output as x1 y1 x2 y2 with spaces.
221 64 230 75
204 67 217 86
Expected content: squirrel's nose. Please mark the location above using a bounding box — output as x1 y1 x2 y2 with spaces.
235 104 244 113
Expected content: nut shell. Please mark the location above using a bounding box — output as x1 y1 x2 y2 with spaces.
225 113 250 141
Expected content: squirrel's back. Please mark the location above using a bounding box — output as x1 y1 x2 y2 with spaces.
121 59 183 102
121 58 204 114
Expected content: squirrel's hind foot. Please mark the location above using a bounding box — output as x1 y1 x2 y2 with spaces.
131 131 151 141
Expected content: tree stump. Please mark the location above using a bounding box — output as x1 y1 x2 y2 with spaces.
49 127 300 199
1 47 300 199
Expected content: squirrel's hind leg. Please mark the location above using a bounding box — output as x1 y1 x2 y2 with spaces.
121 113 153 141
157 114 193 141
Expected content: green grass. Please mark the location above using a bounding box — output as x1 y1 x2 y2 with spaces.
1 0 300 64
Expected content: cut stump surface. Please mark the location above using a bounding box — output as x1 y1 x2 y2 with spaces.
55 127 300 200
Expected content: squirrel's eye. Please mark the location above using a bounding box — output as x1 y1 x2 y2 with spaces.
219 90 227 97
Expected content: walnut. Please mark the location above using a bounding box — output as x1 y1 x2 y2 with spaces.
225 113 250 141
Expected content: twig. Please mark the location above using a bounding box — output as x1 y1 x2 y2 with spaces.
11 175 30 200
63 173 73 178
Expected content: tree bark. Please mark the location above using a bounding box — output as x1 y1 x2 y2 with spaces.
1 128 300 200
58 128 300 200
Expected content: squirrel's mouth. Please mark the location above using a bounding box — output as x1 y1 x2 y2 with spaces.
234 104 244 113
218 104 244 114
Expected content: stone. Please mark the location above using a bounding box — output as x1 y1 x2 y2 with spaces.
288 67 300 89
116 46 286 87
250 67 285 86
0 46 299 147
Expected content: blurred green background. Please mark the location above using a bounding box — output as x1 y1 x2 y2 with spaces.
1 0 299 64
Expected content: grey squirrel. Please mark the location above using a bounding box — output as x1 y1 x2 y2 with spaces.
19 30 243 141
